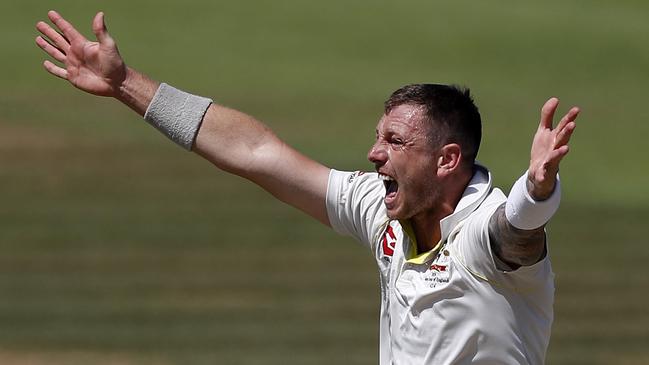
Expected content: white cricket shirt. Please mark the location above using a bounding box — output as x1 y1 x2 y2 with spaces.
326 165 554 365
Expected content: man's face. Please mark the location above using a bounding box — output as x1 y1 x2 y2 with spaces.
367 104 442 220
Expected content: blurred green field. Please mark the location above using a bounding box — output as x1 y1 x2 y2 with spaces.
1 0 648 364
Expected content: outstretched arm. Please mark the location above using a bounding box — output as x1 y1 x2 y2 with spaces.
489 98 580 269
36 10 331 225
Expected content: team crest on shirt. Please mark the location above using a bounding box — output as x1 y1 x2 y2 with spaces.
424 251 451 288
430 264 447 272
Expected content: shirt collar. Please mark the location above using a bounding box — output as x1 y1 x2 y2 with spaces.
439 163 492 243
403 163 492 263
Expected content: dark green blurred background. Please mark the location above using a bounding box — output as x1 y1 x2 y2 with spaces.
1 0 648 364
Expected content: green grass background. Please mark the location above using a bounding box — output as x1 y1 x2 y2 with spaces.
1 0 648 364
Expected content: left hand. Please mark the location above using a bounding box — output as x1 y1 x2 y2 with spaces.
528 98 580 200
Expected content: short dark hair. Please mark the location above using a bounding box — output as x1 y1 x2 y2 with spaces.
384 84 482 165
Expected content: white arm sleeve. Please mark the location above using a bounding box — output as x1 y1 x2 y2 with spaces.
455 189 553 282
326 170 388 249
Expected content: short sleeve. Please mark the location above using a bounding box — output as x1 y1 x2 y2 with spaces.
326 169 389 249
453 188 553 288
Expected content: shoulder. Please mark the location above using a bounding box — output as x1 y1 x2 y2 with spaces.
326 170 388 245
467 187 507 224
328 170 384 201
339 170 380 186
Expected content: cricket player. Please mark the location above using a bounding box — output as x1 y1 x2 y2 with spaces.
35 10 580 364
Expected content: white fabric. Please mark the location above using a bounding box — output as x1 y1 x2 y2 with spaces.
505 170 561 230
326 166 555 365
144 83 213 150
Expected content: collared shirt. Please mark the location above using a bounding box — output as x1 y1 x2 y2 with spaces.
326 165 554 365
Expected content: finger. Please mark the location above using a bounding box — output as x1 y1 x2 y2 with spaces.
35 36 66 63
48 10 86 43
546 145 570 166
554 106 580 134
92 12 114 45
36 21 70 53
539 97 559 130
554 121 576 147
43 60 68 80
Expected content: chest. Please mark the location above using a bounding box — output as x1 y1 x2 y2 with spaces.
375 221 468 306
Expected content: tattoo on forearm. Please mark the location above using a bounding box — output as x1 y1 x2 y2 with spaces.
489 203 547 269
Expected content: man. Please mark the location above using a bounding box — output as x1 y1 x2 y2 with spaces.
35 10 579 364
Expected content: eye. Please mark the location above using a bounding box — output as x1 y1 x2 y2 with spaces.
391 137 404 145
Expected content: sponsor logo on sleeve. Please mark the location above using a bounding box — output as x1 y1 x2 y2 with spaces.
382 225 397 258
347 171 367 184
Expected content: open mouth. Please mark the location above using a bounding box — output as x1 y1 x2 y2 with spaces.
379 174 399 205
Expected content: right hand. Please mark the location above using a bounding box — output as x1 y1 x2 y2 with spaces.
527 98 580 200
36 10 127 97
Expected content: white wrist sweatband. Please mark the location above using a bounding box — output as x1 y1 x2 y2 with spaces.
505 171 561 230
144 83 213 150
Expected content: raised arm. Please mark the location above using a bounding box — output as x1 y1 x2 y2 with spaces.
489 98 580 269
36 10 331 225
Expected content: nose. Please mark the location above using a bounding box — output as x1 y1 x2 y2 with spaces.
367 141 388 166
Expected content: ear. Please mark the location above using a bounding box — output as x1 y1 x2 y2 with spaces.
436 143 462 177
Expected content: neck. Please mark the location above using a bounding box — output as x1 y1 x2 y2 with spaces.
410 168 474 253
410 205 453 253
